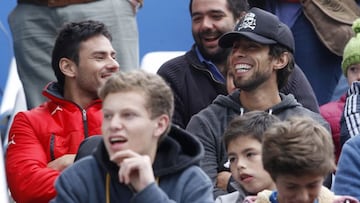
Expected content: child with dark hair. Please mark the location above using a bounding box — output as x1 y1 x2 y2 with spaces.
216 111 279 203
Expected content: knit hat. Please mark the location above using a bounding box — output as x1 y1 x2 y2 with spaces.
218 7 295 53
342 18 360 76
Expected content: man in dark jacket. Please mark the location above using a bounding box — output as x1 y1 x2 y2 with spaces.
186 7 330 198
157 0 319 129
51 71 214 203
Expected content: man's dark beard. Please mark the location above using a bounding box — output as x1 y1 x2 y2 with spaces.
234 72 269 92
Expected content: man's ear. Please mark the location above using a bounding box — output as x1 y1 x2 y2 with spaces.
154 114 170 139
59 58 76 77
273 52 290 70
239 11 247 19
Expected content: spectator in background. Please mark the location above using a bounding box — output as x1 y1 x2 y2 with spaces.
157 0 319 129
186 7 329 198
248 0 360 105
340 81 360 147
334 27 360 195
215 111 279 203
6 20 119 203
252 116 358 203
8 0 142 109
320 18 360 163
333 134 360 200
51 70 214 203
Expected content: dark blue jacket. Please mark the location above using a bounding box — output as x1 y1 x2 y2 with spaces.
51 125 214 203
333 135 360 200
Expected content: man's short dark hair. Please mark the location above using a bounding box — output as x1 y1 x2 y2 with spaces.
51 20 112 94
189 0 249 20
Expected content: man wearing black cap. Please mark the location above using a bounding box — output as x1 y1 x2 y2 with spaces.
186 7 330 198
157 0 319 131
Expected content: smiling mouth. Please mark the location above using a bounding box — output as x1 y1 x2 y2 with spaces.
235 64 251 73
203 36 218 42
101 72 113 78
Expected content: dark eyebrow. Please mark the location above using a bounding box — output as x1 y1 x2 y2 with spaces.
91 50 116 56
192 9 225 17
241 147 256 154
227 152 236 157
228 147 256 156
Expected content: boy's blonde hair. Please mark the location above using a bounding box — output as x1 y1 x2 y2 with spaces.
98 70 174 136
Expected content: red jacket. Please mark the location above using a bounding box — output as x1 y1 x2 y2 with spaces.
6 82 103 203
320 94 346 163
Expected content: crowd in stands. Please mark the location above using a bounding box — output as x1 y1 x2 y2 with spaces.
3 0 360 202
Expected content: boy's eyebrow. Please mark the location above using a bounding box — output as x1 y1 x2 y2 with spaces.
227 151 237 157
284 179 322 186
306 179 322 185
241 147 257 154
227 147 256 156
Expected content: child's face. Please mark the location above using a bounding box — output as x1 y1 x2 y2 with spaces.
275 173 324 203
227 136 275 194
347 63 360 85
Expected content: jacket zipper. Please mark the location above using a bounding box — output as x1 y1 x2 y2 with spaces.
82 109 89 138
50 134 55 161
192 64 224 85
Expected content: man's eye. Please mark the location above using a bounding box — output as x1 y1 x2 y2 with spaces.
192 16 202 23
212 14 223 20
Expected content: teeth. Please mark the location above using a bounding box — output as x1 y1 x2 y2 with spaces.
204 36 216 40
110 137 126 144
235 64 251 73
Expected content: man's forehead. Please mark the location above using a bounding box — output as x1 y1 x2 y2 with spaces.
191 0 230 14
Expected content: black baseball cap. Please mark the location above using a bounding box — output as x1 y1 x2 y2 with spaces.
219 7 295 53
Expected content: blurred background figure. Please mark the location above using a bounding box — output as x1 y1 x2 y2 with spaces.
8 0 141 109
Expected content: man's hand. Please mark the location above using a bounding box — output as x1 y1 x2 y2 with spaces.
47 154 76 171
216 171 232 191
111 149 155 192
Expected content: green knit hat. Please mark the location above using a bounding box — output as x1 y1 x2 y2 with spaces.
342 18 360 77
